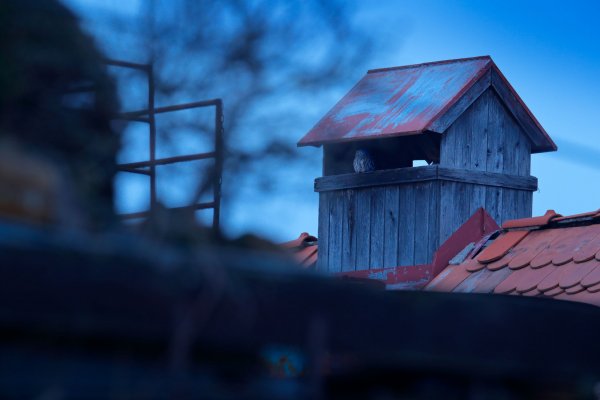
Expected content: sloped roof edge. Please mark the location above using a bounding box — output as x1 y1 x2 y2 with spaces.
298 56 557 153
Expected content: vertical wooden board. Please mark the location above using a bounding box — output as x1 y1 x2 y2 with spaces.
427 181 441 263
490 90 530 177
485 186 503 226
441 103 474 170
518 138 531 176
455 183 472 234
398 184 416 265
517 190 533 218
383 186 400 267
327 192 343 272
414 183 431 264
440 115 458 168
440 182 472 245
467 89 490 171
470 185 487 216
369 188 385 269
439 181 454 245
486 90 505 173
354 189 371 270
501 188 518 224
317 192 330 272
341 189 356 272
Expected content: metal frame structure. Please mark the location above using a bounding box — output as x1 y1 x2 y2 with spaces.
106 59 224 231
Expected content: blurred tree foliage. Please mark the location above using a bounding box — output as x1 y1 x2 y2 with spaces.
97 0 372 229
0 0 121 227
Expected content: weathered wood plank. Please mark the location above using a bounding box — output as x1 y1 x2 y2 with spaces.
470 185 487 216
437 167 537 191
316 165 537 192
414 183 431 264
491 68 555 153
427 181 440 264
328 193 343 272
455 183 472 235
501 189 518 224
486 89 504 173
469 89 490 172
383 186 400 267
518 136 531 176
315 165 438 192
369 188 385 268
317 192 330 272
355 189 371 270
439 181 454 245
439 182 472 245
485 186 503 226
398 185 416 265
341 189 356 272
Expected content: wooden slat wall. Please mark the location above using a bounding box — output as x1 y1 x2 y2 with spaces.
441 88 530 178
319 182 439 272
317 87 535 273
440 87 533 231
317 192 329 272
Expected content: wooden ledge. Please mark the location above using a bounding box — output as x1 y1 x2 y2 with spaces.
314 165 538 192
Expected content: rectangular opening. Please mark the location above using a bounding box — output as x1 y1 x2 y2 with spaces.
323 133 441 176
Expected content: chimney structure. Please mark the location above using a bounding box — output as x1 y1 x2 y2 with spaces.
298 56 556 273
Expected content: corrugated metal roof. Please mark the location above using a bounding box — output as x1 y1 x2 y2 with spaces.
426 209 600 308
298 56 556 153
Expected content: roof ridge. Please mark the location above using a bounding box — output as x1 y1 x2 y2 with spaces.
367 55 492 74
503 209 600 231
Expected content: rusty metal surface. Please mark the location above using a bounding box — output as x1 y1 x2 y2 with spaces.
298 56 492 146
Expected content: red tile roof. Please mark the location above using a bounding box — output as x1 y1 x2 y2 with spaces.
281 232 318 268
426 209 600 307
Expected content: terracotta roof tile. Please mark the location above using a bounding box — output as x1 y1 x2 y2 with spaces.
564 284 586 295
581 265 600 288
476 230 528 263
485 256 511 271
586 282 600 293
494 266 532 294
282 233 318 269
553 209 600 222
501 210 561 229
427 262 472 292
521 288 542 297
537 266 562 292
426 208 600 308
558 259 599 289
543 286 564 297
508 229 562 270
473 266 512 293
515 265 554 294
572 225 600 263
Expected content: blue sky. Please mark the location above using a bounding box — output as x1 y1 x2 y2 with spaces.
64 0 600 241
354 0 600 223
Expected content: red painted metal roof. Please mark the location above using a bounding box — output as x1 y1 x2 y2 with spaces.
426 209 600 307
298 56 556 153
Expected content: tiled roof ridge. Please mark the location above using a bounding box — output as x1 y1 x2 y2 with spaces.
367 55 492 74
428 207 600 308
503 209 600 231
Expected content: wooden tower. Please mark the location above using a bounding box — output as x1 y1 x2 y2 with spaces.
298 56 556 273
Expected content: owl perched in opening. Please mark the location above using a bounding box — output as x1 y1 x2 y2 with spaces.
353 149 375 173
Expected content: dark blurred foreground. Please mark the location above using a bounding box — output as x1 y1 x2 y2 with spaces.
2 221 600 399
1 1 600 399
